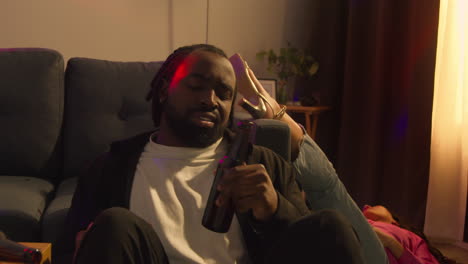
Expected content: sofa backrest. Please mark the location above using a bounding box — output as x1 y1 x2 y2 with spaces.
0 48 64 179
63 58 162 179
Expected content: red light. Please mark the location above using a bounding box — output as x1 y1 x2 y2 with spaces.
169 56 196 92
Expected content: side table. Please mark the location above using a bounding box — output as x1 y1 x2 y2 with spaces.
286 105 331 140
0 242 51 264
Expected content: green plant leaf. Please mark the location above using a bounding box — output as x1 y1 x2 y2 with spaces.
280 48 286 57
256 42 319 81
256 51 266 60
309 62 319 75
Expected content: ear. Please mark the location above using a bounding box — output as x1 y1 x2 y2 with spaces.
158 79 169 103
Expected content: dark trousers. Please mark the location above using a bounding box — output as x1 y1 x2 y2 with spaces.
75 207 364 264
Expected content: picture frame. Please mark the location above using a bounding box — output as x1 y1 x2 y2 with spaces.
258 79 277 100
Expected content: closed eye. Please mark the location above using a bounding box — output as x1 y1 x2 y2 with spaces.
188 85 203 91
216 84 233 100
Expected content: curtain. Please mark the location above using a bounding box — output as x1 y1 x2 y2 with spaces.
424 0 468 241
337 0 440 229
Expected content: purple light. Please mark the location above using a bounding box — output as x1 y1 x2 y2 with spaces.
393 111 409 141
218 155 228 164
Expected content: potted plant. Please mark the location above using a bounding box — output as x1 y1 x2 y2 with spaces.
256 43 319 104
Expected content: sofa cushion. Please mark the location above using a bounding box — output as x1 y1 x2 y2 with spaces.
42 177 77 243
63 58 162 179
0 176 54 241
0 48 64 179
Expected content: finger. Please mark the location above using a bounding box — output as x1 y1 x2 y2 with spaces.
219 169 267 191
219 165 270 193
233 194 260 213
222 164 266 181
218 168 237 188
218 167 244 186
235 192 278 221
222 170 266 186
234 194 272 216
217 174 258 207
232 163 262 172
230 183 267 201
216 183 232 207
217 164 270 204
216 193 232 208
229 180 274 206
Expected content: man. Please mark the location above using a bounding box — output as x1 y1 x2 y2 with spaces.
57 44 364 264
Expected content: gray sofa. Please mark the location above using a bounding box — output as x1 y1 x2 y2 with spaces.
0 48 290 246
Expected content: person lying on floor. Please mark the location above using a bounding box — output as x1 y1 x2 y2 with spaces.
55 44 365 264
233 54 388 264
363 204 456 264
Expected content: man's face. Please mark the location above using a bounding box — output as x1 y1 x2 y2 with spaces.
160 50 236 147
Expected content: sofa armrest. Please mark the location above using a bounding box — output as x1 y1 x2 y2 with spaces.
41 177 78 244
252 119 291 162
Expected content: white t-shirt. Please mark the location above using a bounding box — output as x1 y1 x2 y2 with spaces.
130 134 251 264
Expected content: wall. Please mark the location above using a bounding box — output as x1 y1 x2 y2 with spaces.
0 0 314 67
1 0 342 158
209 0 319 79
1 0 171 61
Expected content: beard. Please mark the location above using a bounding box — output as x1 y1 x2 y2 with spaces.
162 102 227 148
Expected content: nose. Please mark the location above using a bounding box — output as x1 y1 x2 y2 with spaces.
200 88 218 107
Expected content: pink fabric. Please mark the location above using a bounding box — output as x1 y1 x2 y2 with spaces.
367 220 439 264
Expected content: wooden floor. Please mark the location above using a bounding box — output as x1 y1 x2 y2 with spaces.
433 242 468 264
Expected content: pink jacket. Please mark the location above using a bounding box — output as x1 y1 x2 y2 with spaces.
367 220 439 264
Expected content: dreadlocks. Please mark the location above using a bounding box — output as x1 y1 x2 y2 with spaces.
146 44 231 127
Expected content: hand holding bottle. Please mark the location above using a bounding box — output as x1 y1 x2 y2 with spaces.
216 163 278 222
